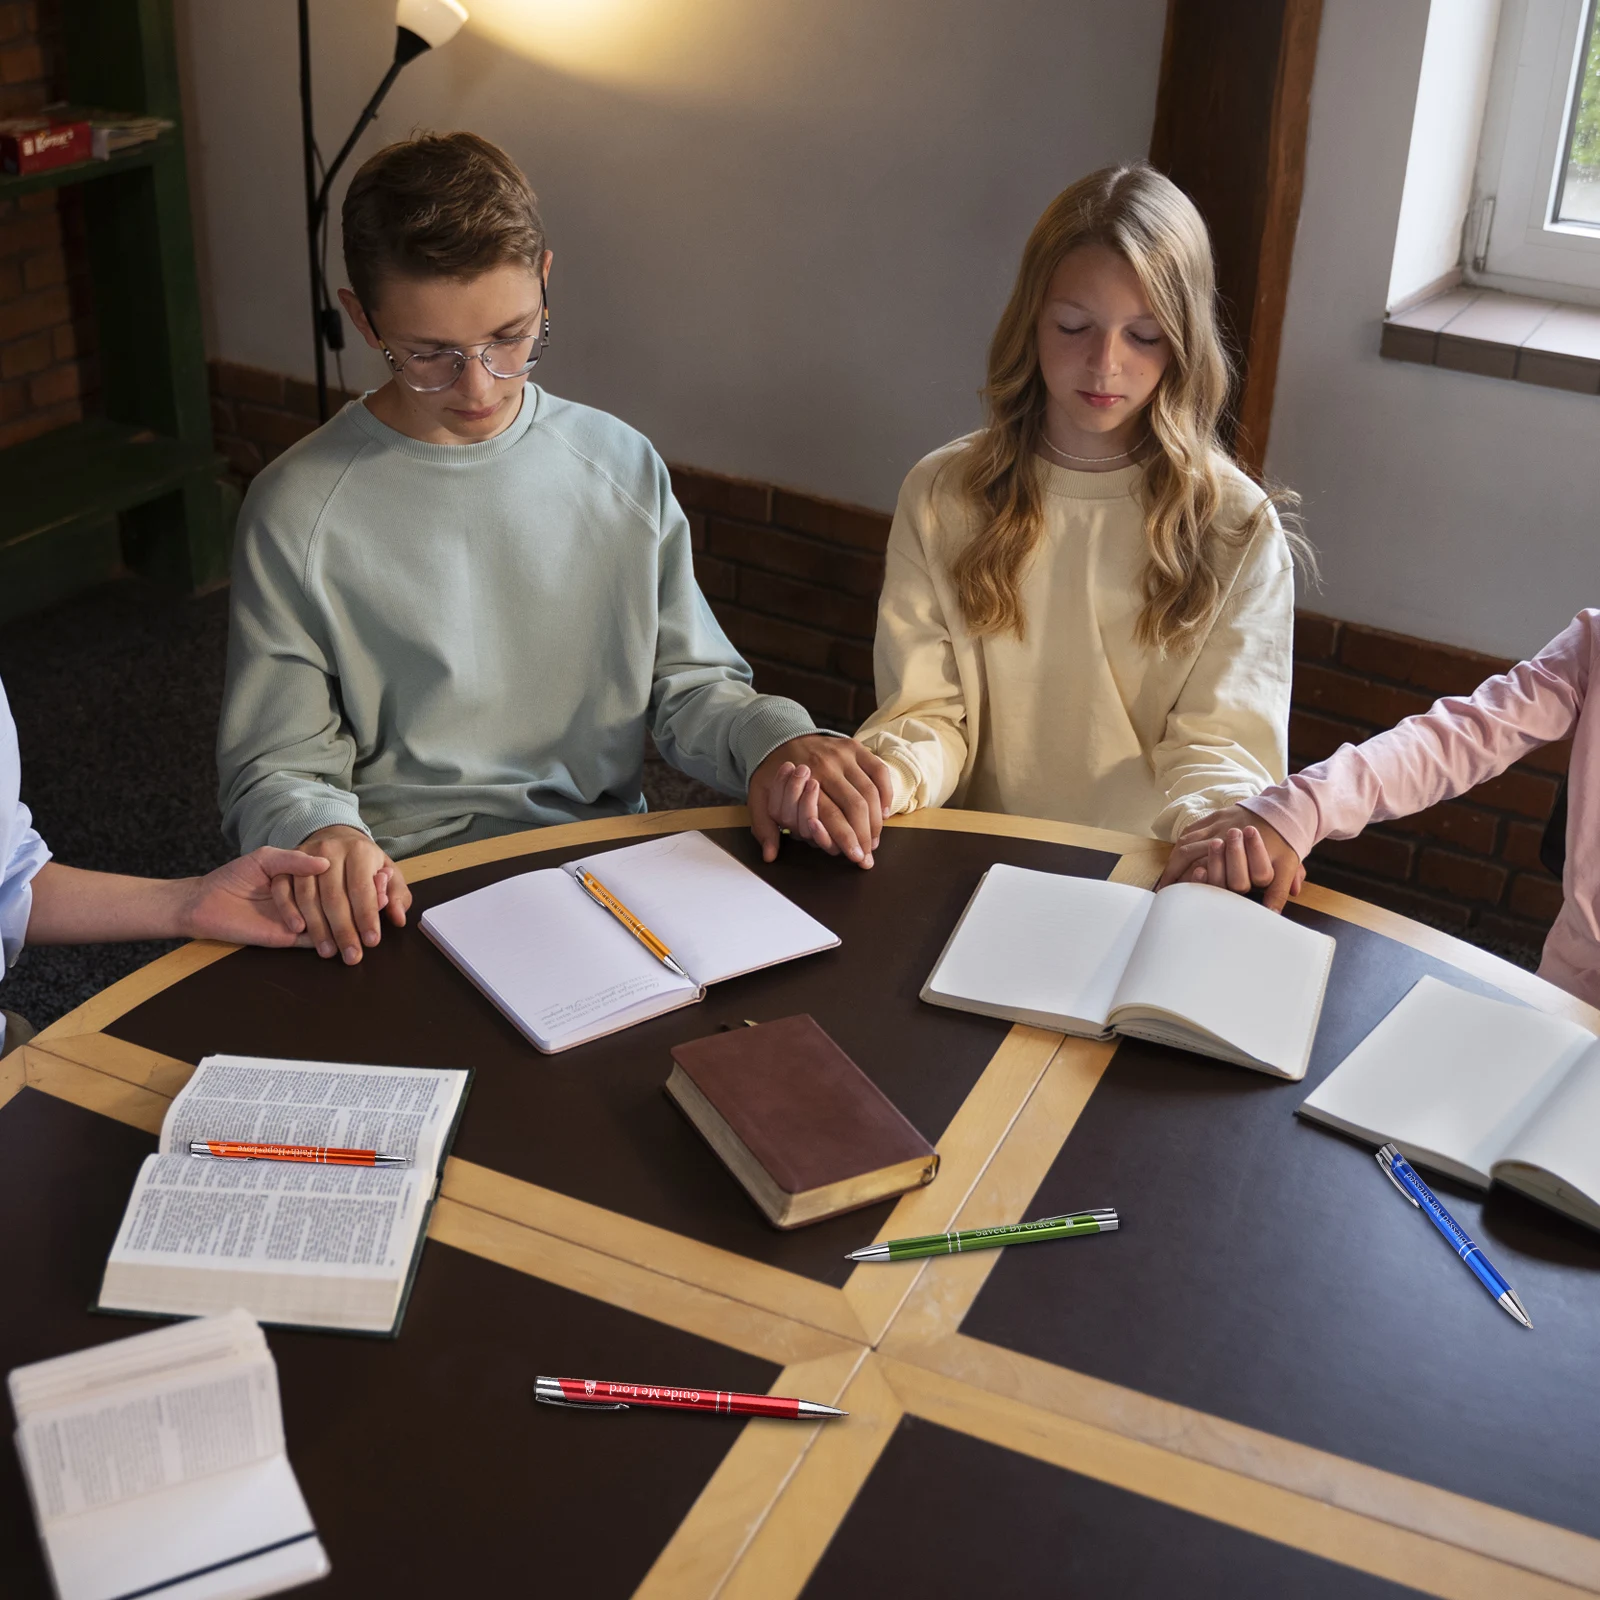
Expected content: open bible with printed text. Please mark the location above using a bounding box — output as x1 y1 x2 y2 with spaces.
922 867 1336 1080
9 1310 328 1600
96 1055 471 1334
418 830 840 1053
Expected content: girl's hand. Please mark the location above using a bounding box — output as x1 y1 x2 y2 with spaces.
756 761 826 850
1158 809 1305 911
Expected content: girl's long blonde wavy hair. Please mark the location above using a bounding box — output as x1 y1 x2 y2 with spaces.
951 163 1310 652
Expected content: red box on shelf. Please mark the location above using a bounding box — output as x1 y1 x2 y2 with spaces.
0 117 93 176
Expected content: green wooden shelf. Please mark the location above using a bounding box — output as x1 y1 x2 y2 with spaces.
0 417 214 549
0 130 175 201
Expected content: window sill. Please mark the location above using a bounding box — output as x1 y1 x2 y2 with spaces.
1380 286 1600 395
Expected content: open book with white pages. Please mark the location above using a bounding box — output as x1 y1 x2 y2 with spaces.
9 1310 328 1600
96 1055 471 1334
1300 975 1600 1230
418 830 840 1053
921 867 1336 1080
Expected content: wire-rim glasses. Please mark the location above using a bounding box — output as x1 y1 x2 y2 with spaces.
369 287 550 392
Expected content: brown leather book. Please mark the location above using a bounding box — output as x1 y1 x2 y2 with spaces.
666 1014 940 1229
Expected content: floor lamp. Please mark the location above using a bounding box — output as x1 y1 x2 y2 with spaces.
297 0 470 422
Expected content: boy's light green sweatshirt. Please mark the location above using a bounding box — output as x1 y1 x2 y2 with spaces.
218 385 816 858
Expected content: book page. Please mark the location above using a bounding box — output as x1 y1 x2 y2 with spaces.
107 1155 423 1279
921 865 1153 1033
568 831 839 986
1108 882 1335 1078
17 1360 283 1523
1300 976 1595 1184
1491 1039 1600 1221
160 1056 465 1169
420 865 695 1049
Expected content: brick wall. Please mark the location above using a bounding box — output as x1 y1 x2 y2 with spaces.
209 356 1566 953
0 0 97 451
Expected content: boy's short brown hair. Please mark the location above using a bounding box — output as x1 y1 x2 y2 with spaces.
341 131 546 310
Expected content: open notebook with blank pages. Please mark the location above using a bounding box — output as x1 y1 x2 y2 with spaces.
922 867 1335 1079
97 1055 470 1334
1300 975 1600 1230
9 1310 328 1600
419 830 840 1052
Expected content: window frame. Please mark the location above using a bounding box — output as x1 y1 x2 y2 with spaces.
1470 0 1600 304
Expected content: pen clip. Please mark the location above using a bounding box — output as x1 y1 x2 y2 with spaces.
536 1395 630 1411
1376 1144 1420 1207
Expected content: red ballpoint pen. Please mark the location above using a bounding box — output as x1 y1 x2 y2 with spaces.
535 1376 845 1419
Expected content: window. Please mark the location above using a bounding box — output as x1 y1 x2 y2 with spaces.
1471 0 1600 302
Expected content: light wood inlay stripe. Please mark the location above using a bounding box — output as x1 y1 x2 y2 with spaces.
878 1339 1600 1597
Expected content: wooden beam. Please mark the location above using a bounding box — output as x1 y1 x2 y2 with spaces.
1149 0 1323 475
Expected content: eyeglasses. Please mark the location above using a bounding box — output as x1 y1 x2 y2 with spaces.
369 286 550 392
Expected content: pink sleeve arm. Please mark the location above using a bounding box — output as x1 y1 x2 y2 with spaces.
1241 613 1594 858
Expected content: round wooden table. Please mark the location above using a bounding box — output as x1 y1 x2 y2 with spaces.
3 806 1597 1600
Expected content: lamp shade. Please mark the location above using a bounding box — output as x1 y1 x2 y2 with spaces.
396 0 468 51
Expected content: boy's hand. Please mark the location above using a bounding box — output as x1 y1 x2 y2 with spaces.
280 824 412 964
749 735 894 868
176 848 329 946
1157 806 1305 911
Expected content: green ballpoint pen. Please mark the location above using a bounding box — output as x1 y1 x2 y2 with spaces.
844 1208 1118 1263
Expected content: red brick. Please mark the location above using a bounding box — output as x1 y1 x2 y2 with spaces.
20 243 64 292
17 189 57 216
832 640 875 684
692 553 736 601
1338 622 1506 697
0 375 23 422
1508 874 1565 924
0 84 48 117
0 256 18 299
0 44 44 84
1287 709 1367 765
1417 848 1507 904
0 284 67 342
28 360 82 407
1466 766 1559 820
0 329 50 378
1514 737 1572 777
1292 662 1433 729
1303 865 1473 932
738 570 878 640
0 399 73 449
711 602 834 672
1293 611 1340 661
771 488 891 553
234 402 316 452
50 321 76 361
1314 832 1415 881
706 518 885 597
0 212 59 259
667 464 772 524
218 434 264 479
1383 801 1499 856
0 5 30 44
745 656 856 722
1502 820 1553 873
210 359 286 408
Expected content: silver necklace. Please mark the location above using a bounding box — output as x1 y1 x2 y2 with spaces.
1039 431 1139 465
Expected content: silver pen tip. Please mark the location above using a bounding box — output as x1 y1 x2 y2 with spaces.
796 1400 847 1418
1502 1290 1533 1329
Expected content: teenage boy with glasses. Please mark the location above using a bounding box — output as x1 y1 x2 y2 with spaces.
218 133 891 966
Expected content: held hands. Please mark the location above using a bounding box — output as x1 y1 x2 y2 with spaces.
1157 806 1305 912
177 847 332 947
279 824 413 964
748 735 895 869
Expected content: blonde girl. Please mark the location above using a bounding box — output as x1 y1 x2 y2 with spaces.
765 163 1311 855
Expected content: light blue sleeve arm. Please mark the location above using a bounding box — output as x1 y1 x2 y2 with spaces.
0 677 52 975
216 490 370 853
647 463 817 794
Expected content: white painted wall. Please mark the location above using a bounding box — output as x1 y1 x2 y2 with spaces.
1267 0 1598 659
1387 0 1501 306
174 0 1165 511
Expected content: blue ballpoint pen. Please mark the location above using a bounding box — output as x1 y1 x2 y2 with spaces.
1376 1143 1532 1328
